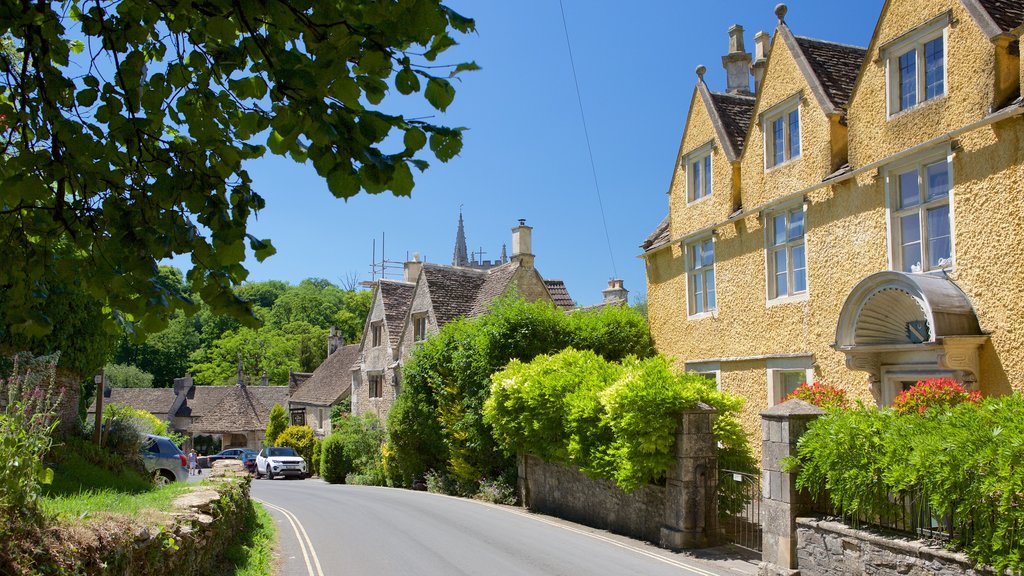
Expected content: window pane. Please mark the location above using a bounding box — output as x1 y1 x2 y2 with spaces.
925 161 948 200
924 37 944 100
693 276 704 313
773 118 784 166
792 244 807 293
703 155 712 197
781 371 807 398
788 110 800 158
927 204 951 269
702 240 714 267
900 213 922 273
898 170 920 209
692 160 701 199
705 270 716 310
691 243 702 269
774 250 788 296
773 214 787 246
899 49 917 110
789 209 804 240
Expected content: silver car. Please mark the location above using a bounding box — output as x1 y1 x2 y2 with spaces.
142 434 188 485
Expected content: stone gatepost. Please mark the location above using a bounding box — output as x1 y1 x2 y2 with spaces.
759 399 824 576
661 402 720 550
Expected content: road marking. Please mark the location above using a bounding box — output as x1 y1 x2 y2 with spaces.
255 498 325 576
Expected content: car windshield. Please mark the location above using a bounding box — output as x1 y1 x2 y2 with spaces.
267 447 297 457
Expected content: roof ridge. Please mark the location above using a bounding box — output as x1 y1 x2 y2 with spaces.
709 91 756 101
794 35 867 51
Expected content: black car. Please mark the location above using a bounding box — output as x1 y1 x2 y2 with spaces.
206 447 249 464
241 450 257 474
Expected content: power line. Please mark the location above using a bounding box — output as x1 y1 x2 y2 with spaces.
558 0 618 279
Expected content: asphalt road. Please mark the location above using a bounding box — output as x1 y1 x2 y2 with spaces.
251 478 752 576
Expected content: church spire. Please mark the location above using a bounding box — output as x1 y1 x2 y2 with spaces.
452 208 469 267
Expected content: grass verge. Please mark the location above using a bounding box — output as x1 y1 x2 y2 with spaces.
224 500 277 576
40 482 193 520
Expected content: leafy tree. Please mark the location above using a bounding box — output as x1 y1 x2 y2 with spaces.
274 425 318 476
265 404 288 447
103 363 154 388
236 280 290 310
0 1 477 338
189 321 326 385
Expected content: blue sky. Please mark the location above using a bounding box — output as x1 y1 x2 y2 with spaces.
196 1 885 306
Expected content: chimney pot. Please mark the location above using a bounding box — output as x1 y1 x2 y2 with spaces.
404 257 424 283
602 278 629 304
751 31 770 92
728 24 746 53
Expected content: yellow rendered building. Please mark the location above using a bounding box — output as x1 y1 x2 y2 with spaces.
642 0 1024 442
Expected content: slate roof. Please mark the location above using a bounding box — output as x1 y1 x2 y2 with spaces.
641 216 671 251
708 92 755 155
544 280 575 311
195 385 288 433
422 263 490 326
794 36 867 111
378 280 416 349
976 0 1024 33
88 388 176 416
290 344 360 406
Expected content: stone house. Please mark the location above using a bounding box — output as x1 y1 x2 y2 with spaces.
351 219 576 421
286 328 360 437
642 0 1024 445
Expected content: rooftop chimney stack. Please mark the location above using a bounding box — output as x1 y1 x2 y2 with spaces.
404 252 423 283
511 219 534 269
328 326 344 356
751 31 770 93
261 370 268 386
602 279 629 304
722 25 752 95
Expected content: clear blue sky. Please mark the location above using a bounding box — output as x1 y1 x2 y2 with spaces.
187 1 885 306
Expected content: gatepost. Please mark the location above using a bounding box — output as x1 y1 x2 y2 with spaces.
661 402 720 550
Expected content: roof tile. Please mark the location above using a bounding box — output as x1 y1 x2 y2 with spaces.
794 36 867 111
290 344 360 406
708 92 755 155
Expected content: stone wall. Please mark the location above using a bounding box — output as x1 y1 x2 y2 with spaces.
796 518 992 576
522 454 667 543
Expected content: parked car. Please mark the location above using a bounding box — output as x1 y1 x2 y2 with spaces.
206 447 249 464
255 447 308 480
142 434 188 485
241 450 257 474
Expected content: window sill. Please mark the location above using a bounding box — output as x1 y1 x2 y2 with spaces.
765 156 802 174
766 292 809 308
686 194 714 207
687 311 717 321
887 93 946 120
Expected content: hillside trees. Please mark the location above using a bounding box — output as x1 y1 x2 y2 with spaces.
0 0 476 341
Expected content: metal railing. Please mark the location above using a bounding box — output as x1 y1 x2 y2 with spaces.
817 487 953 541
719 469 762 554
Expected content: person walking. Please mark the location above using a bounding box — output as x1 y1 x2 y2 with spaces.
187 449 198 476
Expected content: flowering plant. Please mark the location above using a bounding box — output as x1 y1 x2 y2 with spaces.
893 377 980 415
784 381 850 411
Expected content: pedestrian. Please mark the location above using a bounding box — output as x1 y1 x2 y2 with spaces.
188 449 198 476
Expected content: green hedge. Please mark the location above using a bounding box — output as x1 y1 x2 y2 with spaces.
319 414 386 485
484 349 752 492
789 393 1024 573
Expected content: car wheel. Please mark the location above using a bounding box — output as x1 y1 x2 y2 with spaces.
154 471 174 486
268 467 274 480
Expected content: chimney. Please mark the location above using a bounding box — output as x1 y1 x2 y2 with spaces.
602 279 629 304
511 219 534 269
722 24 752 95
173 376 185 396
261 370 268 386
751 31 770 93
404 252 423 283
328 326 344 356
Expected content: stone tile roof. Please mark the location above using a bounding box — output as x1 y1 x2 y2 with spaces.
543 280 575 311
975 0 1024 33
290 344 360 406
194 385 288 433
470 262 521 317
641 216 670 251
379 280 416 349
174 385 234 418
88 388 177 415
708 92 755 155
422 263 489 326
794 36 867 111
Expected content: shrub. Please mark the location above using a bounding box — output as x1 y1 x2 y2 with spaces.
892 377 980 415
476 477 517 505
311 438 322 477
274 426 317 472
784 381 850 411
320 414 387 485
265 404 288 446
320 434 351 484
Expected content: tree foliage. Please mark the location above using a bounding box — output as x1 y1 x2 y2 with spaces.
103 363 153 388
274 425 318 476
0 0 477 338
264 404 287 447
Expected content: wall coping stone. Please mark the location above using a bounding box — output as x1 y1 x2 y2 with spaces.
797 517 978 568
761 399 825 419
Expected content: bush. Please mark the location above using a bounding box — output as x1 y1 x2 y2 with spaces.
790 394 1024 573
784 381 850 411
103 363 154 388
320 434 351 484
274 425 317 473
892 377 980 415
476 476 517 505
320 414 387 485
265 404 288 446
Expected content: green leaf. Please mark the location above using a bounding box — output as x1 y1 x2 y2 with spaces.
451 61 481 78
326 166 361 198
395 68 420 95
267 131 286 155
76 88 98 107
69 40 84 55
403 127 427 154
247 236 277 262
389 161 414 197
429 129 463 162
424 78 455 112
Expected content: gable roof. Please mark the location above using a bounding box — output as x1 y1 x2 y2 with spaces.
421 263 490 327
777 25 866 116
378 280 416 349
703 90 756 160
290 344 360 406
89 387 177 416
964 0 1024 38
194 385 288 433
544 280 575 311
470 261 522 316
641 216 671 252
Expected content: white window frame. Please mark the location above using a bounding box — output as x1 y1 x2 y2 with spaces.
765 203 808 302
685 236 716 318
761 94 802 170
767 357 814 406
686 361 721 391
883 15 948 116
683 142 713 204
884 148 954 274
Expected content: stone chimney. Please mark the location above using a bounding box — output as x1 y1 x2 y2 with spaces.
173 373 193 396
260 370 269 386
328 326 344 356
602 279 629 304
722 25 752 95
511 219 534 269
404 253 423 283
751 31 770 93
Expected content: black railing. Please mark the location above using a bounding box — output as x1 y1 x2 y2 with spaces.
719 469 762 554
816 487 953 541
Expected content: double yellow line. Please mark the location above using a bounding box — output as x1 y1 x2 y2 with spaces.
255 498 325 576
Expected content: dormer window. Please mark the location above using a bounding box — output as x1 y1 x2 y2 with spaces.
684 144 713 203
884 15 947 115
762 95 801 169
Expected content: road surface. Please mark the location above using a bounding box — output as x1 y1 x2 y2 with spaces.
251 478 753 576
